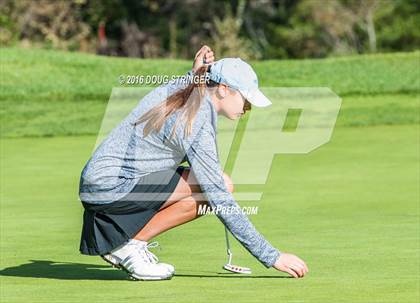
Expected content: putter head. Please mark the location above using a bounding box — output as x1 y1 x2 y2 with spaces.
223 263 252 274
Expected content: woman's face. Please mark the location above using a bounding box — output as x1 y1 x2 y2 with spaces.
213 84 246 120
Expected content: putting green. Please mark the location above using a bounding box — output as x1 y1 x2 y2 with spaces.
1 124 418 302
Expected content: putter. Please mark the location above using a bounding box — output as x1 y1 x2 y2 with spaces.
222 226 252 274
202 49 250 275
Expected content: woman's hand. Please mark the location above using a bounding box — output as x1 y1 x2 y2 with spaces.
192 45 215 73
272 252 309 278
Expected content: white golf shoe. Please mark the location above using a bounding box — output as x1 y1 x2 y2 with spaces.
120 251 171 281
101 239 175 280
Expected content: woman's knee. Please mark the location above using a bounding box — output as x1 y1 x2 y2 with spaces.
178 198 208 218
178 198 197 214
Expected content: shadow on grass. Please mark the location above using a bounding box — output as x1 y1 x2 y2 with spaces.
0 260 128 281
0 260 289 280
175 273 289 279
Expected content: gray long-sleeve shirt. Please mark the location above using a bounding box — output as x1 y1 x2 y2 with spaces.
79 71 280 268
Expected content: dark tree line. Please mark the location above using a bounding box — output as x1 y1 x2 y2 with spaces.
1 0 419 59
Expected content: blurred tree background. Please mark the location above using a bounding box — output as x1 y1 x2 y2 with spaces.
0 0 418 59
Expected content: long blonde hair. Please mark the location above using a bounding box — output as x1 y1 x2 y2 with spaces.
133 65 252 140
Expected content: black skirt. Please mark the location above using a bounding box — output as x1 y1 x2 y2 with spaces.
79 166 187 256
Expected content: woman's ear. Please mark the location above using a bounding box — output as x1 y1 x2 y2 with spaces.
216 84 228 99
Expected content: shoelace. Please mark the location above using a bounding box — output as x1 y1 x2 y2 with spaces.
129 242 151 264
134 241 161 264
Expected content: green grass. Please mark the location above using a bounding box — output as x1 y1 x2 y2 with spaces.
1 47 419 138
1 48 419 302
1 125 419 302
1 93 418 138
1 48 419 99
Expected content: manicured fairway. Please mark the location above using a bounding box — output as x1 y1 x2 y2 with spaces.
1 125 418 303
1 48 419 138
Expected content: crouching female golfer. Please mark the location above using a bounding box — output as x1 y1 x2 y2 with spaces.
78 46 308 280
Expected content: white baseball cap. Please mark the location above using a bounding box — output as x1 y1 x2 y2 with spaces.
207 58 272 107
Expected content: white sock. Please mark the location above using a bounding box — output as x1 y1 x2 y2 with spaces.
110 239 138 260
131 239 148 246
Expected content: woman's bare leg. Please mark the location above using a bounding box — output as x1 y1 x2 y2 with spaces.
133 168 233 241
133 193 208 241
